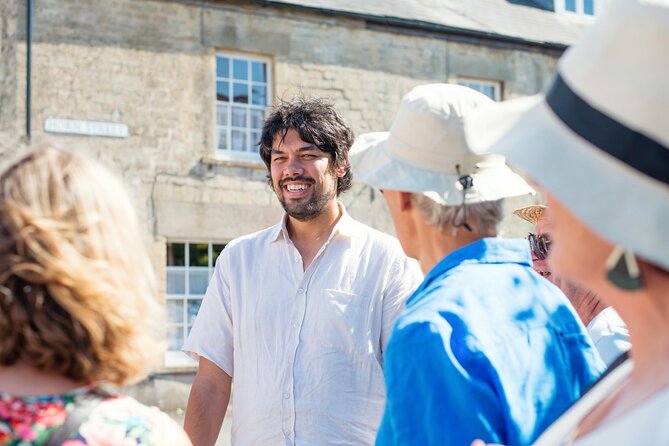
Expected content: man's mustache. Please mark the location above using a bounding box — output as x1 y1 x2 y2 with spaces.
279 176 315 188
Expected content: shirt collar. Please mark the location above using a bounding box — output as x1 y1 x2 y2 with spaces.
412 237 532 299
332 203 361 239
268 202 362 244
268 217 286 243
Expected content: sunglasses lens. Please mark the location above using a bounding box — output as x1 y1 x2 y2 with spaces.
539 235 551 259
527 233 549 260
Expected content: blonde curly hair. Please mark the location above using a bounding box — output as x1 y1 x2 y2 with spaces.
0 146 163 385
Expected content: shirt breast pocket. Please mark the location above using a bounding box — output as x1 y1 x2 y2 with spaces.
313 289 372 356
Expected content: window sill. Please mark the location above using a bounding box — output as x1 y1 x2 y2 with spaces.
201 155 265 170
163 351 199 371
554 11 597 22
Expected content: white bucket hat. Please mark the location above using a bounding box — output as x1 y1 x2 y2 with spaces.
349 84 534 205
465 0 669 270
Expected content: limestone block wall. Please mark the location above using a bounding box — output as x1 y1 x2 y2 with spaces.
2 0 558 246
0 0 20 155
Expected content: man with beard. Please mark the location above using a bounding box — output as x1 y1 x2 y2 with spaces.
183 97 423 446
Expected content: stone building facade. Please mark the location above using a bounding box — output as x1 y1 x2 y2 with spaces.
0 0 589 426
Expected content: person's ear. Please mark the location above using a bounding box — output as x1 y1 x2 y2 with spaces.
399 191 413 212
336 153 349 177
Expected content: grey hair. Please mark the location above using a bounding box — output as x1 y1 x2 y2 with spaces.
411 194 504 237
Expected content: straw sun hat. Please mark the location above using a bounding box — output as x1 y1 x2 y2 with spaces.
466 0 669 271
513 205 546 226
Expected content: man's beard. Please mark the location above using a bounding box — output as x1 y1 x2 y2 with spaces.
277 176 336 221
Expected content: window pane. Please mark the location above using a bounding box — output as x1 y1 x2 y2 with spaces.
216 56 229 78
252 61 266 83
249 131 261 152
189 269 210 295
251 85 267 106
216 81 230 102
167 243 185 266
217 104 229 126
482 85 495 100
167 326 184 351
189 243 209 267
231 106 246 127
188 299 202 325
233 59 248 80
217 127 228 151
458 80 478 93
458 80 500 101
233 82 249 103
167 299 184 324
584 0 594 14
250 109 264 129
213 56 271 156
565 0 576 11
231 130 247 151
213 244 226 261
166 269 186 294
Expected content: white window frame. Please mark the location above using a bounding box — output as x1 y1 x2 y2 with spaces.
214 52 272 163
554 0 605 16
164 241 226 368
457 77 502 102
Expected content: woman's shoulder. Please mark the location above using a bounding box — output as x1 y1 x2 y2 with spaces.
0 389 186 445
76 394 192 446
572 386 669 445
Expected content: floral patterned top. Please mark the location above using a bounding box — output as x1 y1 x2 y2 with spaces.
0 387 191 446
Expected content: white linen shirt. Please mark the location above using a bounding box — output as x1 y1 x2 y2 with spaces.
586 306 631 366
183 207 423 446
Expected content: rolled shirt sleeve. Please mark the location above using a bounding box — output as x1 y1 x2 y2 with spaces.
182 252 234 377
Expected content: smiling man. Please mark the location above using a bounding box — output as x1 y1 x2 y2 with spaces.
183 97 422 446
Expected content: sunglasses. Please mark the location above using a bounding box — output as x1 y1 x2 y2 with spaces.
527 233 552 261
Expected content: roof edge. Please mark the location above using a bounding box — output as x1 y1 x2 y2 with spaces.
241 0 569 51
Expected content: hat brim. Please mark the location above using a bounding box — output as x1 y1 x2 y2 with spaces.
466 95 669 270
350 132 534 206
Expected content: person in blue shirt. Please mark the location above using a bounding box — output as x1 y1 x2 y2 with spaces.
349 84 605 446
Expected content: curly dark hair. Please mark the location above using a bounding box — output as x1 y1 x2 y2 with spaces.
259 96 354 196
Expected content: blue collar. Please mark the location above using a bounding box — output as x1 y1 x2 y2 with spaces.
409 238 532 305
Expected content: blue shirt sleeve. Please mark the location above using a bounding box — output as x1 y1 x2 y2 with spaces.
376 320 506 446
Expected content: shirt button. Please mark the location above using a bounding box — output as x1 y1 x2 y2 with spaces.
283 392 291 399
284 429 291 436
292 322 299 328
294 256 299 262
297 288 304 294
